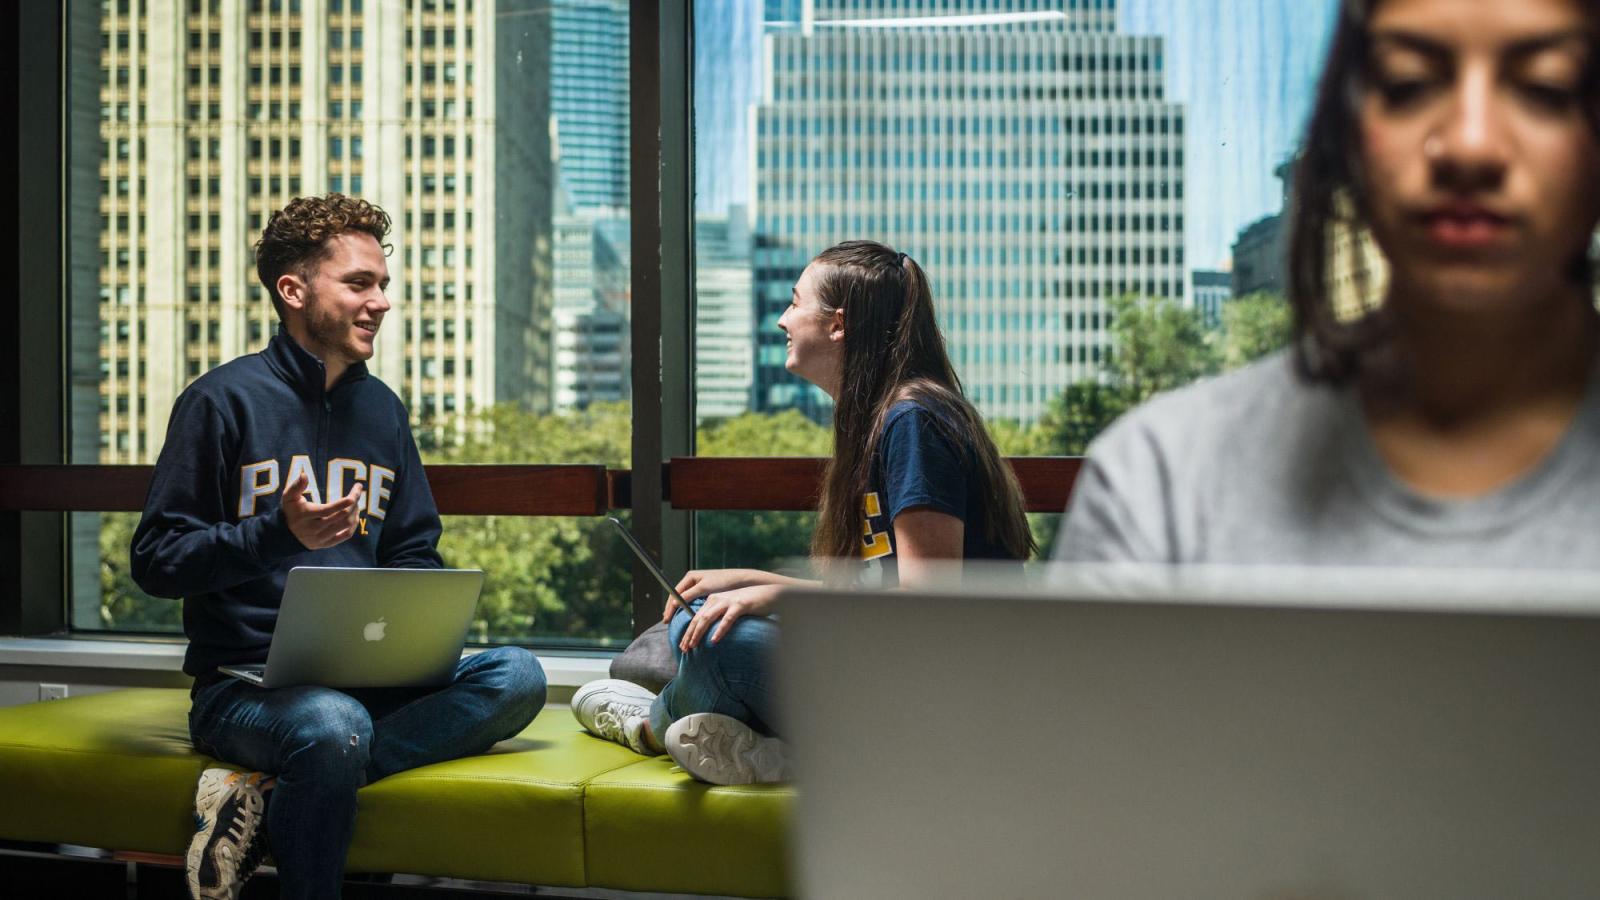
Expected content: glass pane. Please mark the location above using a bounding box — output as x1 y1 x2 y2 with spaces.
66 0 633 646
691 0 1331 559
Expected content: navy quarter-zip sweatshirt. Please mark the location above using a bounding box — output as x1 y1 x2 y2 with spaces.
132 329 443 685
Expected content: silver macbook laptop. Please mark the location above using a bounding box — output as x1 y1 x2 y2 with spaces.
775 566 1600 899
219 566 484 689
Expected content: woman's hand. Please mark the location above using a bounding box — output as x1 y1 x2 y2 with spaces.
666 568 790 622
677 583 783 651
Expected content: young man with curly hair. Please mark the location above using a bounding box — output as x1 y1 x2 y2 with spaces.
131 194 547 899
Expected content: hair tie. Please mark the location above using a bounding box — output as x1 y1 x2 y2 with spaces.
895 252 908 268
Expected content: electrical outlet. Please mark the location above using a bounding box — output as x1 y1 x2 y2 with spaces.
39 683 69 702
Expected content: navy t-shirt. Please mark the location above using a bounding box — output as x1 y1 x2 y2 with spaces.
860 399 1015 586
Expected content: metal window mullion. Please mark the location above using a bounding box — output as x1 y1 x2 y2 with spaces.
629 0 693 637
4 0 68 634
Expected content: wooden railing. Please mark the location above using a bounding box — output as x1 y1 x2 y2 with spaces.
664 457 1081 512
0 458 1083 515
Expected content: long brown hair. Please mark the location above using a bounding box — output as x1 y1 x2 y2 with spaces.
1287 0 1600 384
806 240 1035 564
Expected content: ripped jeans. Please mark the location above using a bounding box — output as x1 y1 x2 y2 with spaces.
187 646 546 899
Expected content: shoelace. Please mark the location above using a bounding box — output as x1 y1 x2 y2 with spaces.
225 787 263 843
592 704 640 739
237 830 268 885
231 790 269 887
593 706 645 741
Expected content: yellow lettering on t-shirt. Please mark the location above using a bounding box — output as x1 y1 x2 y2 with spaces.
861 491 892 560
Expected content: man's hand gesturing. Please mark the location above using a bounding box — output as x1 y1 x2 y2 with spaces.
282 471 365 550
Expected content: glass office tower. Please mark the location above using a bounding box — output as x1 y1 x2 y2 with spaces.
752 0 1186 423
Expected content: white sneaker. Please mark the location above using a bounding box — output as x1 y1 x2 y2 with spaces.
186 767 269 900
663 713 791 785
571 679 660 755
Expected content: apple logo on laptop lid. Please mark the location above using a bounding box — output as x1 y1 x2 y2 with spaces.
364 617 387 642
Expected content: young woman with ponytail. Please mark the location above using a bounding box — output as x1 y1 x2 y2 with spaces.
571 239 1034 784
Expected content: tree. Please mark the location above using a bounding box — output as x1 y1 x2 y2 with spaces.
695 410 831 458
1032 380 1132 457
694 410 831 572
98 510 183 631
1221 290 1293 368
419 402 634 645
1105 293 1222 403
416 405 837 643
985 418 1046 457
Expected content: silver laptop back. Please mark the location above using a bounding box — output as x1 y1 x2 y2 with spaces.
776 570 1600 899
253 567 483 689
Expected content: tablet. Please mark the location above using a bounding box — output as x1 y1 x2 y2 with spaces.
608 517 697 620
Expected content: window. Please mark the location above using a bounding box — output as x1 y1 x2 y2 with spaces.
690 0 1321 565
61 0 631 646
41 1 1318 645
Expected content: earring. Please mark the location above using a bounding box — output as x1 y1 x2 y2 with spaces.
1327 189 1390 323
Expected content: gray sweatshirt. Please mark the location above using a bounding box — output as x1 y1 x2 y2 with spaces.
1054 350 1600 569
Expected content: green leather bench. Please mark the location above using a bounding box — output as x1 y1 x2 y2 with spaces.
0 688 793 897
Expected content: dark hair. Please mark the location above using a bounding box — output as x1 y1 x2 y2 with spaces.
1287 0 1600 384
255 194 392 319
806 240 1035 565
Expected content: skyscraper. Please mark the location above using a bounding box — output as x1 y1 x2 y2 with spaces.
695 206 755 422
549 0 631 413
1190 269 1232 329
551 0 629 211
1231 212 1285 298
76 0 553 464
752 0 1186 423
553 211 630 410
1231 158 1292 298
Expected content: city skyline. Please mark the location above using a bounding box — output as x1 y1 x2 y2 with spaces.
76 0 1337 459
78 0 554 466
748 0 1187 423
550 0 633 413
694 0 1336 270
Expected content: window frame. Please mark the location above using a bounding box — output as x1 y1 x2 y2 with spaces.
0 0 697 642
3 0 67 636
1 0 1082 644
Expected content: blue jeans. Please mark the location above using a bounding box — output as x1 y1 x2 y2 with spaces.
650 600 781 741
188 646 546 899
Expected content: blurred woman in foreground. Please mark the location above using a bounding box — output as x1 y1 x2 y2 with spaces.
1058 0 1600 567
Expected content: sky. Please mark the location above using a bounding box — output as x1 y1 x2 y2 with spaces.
693 0 1339 272
1119 0 1336 267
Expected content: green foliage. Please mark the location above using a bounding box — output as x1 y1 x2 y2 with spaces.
696 410 831 458
429 401 632 467
1221 291 1294 369
423 402 634 645
425 404 831 641
1030 290 1291 458
1106 293 1222 403
695 410 829 571
1032 380 1134 457
985 418 1046 457
97 511 182 631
